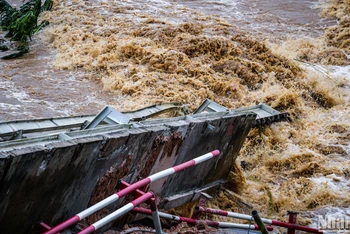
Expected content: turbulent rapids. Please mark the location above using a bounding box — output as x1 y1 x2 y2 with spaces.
0 0 349 233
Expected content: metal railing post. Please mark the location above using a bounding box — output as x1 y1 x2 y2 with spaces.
252 210 269 234
287 211 298 234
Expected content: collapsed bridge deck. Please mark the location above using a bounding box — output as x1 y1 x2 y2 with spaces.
0 111 256 233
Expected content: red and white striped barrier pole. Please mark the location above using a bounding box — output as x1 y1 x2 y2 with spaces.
132 207 274 231
43 150 220 234
78 192 154 234
196 207 323 234
196 206 272 223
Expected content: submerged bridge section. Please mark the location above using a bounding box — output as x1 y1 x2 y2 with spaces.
0 111 256 233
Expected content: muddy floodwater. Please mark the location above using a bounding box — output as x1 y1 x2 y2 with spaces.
0 0 341 120
0 44 118 120
175 0 336 39
0 0 349 232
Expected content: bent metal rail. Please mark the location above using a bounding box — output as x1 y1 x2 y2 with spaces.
195 206 323 234
115 181 274 232
41 150 220 234
132 207 274 231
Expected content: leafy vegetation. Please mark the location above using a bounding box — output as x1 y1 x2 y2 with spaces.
0 0 52 59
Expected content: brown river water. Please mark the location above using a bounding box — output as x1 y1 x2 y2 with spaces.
1 0 349 232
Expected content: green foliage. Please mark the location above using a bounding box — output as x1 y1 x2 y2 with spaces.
0 0 18 29
34 20 49 33
8 11 37 41
0 0 52 42
20 0 41 16
0 0 52 59
41 0 52 12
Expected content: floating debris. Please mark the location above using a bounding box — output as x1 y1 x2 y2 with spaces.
1 45 29 59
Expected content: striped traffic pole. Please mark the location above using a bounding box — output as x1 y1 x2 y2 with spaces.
196 207 323 234
78 192 154 234
132 207 274 231
44 150 220 234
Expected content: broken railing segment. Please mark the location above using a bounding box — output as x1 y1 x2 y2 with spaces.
196 206 323 234
124 102 183 121
194 99 290 127
84 102 185 129
194 99 229 113
0 99 286 141
0 99 285 141
121 184 270 232
42 150 220 234
131 207 273 231
233 103 290 127
83 106 131 129
0 102 183 141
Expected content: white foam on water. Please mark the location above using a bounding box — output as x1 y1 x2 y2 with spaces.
311 176 349 193
329 65 350 79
